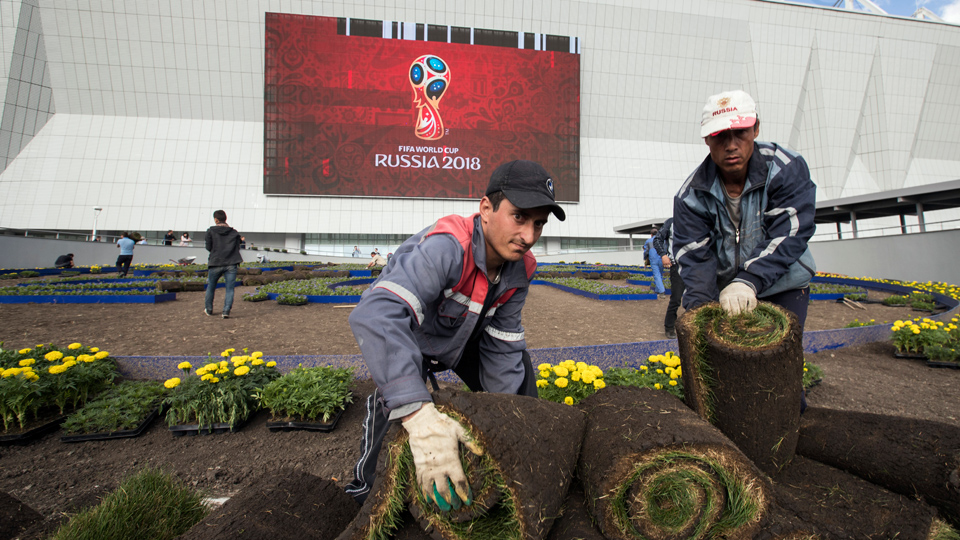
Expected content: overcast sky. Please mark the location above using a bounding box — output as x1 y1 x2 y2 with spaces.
800 0 960 22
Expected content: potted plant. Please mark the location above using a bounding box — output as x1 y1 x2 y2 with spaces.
1 343 118 442
61 380 167 442
163 350 280 435
257 365 354 432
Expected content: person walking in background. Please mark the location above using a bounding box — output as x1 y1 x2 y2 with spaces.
179 232 192 246
654 218 685 339
204 210 243 319
163 230 175 246
115 232 135 277
642 227 666 296
673 89 816 325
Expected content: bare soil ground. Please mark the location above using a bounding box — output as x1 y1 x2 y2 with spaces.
1 282 958 538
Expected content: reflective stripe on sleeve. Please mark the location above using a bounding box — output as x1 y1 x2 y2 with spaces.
484 325 524 342
374 280 425 325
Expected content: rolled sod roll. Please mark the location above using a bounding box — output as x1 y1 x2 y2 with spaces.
675 302 803 475
797 407 960 528
337 388 586 540
576 385 771 540
773 455 956 539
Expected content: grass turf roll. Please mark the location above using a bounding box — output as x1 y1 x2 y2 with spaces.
337 388 586 540
773 456 957 540
675 302 803 475
576 385 770 540
796 407 960 528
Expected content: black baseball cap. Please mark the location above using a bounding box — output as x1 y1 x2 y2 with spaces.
484 160 566 221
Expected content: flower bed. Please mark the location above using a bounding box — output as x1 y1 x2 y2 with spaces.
259 277 367 304
532 277 656 300
257 365 355 432
163 349 280 434
890 315 960 368
0 343 119 439
0 279 175 304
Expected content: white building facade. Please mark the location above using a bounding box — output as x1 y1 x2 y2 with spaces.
2 0 959 255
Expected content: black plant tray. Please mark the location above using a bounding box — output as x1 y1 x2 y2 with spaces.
266 408 345 433
804 378 823 390
926 360 960 370
169 416 250 436
894 351 929 360
0 415 65 445
61 409 159 443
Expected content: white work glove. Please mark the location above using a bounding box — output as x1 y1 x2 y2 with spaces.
402 402 482 511
719 282 757 316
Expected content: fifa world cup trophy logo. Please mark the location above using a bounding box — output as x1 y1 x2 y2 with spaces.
409 55 450 141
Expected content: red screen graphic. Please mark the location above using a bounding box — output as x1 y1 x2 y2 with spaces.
264 14 580 201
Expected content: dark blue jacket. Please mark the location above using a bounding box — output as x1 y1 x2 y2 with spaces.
673 142 817 309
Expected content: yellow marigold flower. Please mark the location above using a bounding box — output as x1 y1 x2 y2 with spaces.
68 343 82 350
571 371 581 382
19 358 35 367
654 383 662 390
555 377 569 388
26 372 39 381
219 360 228 368
21 365 33 372
45 351 63 361
670 372 679 379
2 368 17 378
230 355 241 363
890 325 899 331
554 366 569 377
94 351 109 360
64 356 75 362
49 365 68 374
669 380 678 386
576 361 589 371
196 367 208 376
221 351 230 357
201 373 213 381
232 357 247 367
266 361 277 367
564 396 574 405
63 360 77 368
538 363 551 371
178 361 192 371
251 351 263 359
593 379 606 390
252 359 264 366
208 377 220 383
89 347 99 352
539 370 550 378
36 344 44 349
18 348 31 355
164 377 181 389
217 368 229 375
656 369 664 374
648 355 659 363
582 372 596 384
234 366 250 376
536 379 547 388
591 366 603 378
562 359 576 368
204 363 218 371
640 366 648 371
913 328 921 334
226 348 236 354
804 367 808 372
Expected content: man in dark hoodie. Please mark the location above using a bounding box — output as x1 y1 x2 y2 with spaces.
204 209 243 319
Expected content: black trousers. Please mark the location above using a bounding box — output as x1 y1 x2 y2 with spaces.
664 264 685 330
344 342 537 504
115 255 133 277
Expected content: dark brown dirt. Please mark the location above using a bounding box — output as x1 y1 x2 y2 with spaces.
0 283 959 539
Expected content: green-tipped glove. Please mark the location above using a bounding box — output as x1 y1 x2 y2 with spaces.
402 402 482 510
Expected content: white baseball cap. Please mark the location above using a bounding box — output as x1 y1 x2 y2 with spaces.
700 90 758 138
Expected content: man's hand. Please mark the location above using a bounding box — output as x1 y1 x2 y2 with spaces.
719 282 757 315
661 255 671 268
402 403 482 511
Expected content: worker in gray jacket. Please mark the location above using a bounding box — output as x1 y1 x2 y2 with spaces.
344 160 565 509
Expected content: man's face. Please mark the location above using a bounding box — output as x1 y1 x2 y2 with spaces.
480 196 550 267
704 124 759 183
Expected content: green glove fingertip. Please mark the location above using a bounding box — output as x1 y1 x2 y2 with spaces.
432 484 452 512
447 479 462 510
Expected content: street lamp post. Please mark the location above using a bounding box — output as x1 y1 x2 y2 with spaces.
92 207 102 241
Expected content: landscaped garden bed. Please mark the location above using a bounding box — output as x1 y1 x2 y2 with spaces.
257 365 355 432
532 276 657 300
60 380 166 442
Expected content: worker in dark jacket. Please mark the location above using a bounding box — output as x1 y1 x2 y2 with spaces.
673 90 816 327
204 209 243 319
345 160 565 509
653 218 685 339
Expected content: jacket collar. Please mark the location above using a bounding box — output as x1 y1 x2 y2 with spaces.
471 214 529 290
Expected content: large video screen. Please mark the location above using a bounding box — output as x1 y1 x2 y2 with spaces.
264 14 580 201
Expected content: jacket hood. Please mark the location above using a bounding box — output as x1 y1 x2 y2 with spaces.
212 225 237 236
